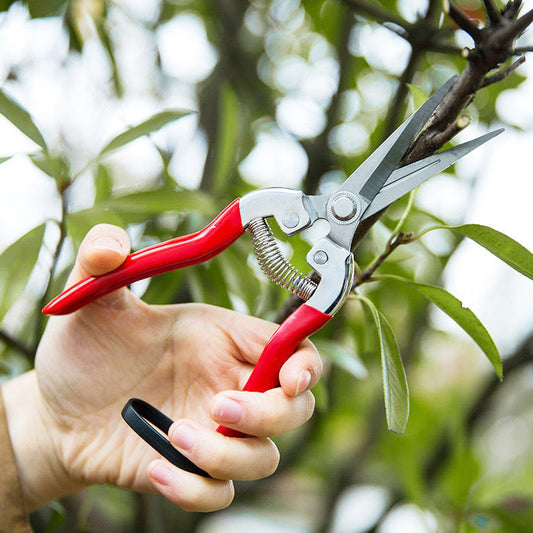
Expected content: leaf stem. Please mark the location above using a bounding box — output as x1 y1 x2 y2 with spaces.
34 190 69 354
355 231 414 288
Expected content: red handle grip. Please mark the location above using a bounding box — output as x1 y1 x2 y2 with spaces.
43 200 244 315
217 304 331 437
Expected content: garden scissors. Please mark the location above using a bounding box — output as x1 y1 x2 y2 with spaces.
43 77 501 475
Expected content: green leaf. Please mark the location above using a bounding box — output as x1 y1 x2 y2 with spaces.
94 164 113 203
357 296 409 433
99 109 194 157
407 83 428 109
95 17 123 97
28 151 70 185
386 275 502 378
0 1 18 14
0 156 11 165
98 190 215 223
437 224 533 281
0 89 47 149
211 83 240 192
0 224 45 322
67 207 124 248
26 0 67 17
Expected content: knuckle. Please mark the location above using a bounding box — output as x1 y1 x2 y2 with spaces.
202 444 234 479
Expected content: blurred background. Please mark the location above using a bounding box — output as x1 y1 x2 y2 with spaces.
0 0 532 531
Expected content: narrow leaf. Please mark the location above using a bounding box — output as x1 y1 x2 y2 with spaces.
0 224 45 321
442 224 533 280
29 151 69 184
95 17 123 97
98 190 215 223
67 208 124 248
0 89 47 149
0 156 11 165
211 83 240 192
358 296 409 433
26 0 67 17
99 109 193 156
407 83 428 109
386 275 502 378
94 164 113 203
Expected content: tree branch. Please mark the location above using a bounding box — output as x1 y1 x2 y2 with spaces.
483 0 502 26
342 0 410 30
447 1 483 42
482 54 526 86
34 189 68 355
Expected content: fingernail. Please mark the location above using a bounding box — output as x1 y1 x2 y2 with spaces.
149 462 172 486
170 422 196 451
90 236 123 252
296 370 312 395
212 396 243 424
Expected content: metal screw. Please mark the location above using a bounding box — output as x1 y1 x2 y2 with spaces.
331 196 356 221
313 250 328 265
282 211 300 229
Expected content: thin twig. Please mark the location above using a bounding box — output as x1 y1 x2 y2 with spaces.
447 1 483 42
429 114 472 146
342 0 409 30
514 45 533 53
502 0 523 21
483 0 502 25
355 232 413 287
482 54 526 86
34 190 68 353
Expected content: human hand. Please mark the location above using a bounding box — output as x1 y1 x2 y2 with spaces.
3 223 322 512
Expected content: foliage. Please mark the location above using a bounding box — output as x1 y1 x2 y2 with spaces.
0 0 532 532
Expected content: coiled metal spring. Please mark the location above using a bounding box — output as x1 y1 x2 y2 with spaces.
247 218 317 301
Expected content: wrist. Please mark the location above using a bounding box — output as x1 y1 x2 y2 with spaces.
2 370 85 510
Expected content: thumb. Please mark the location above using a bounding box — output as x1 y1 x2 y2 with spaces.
68 223 131 284
62 224 132 311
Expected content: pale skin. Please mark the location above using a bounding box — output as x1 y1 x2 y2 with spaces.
2 224 322 513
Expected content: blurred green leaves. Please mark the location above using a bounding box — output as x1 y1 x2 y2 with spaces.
407 83 428 109
210 83 241 193
0 88 47 150
98 109 194 157
0 224 45 322
25 0 66 18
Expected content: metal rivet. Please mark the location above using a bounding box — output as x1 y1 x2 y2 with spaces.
332 196 356 221
313 250 328 265
282 211 300 229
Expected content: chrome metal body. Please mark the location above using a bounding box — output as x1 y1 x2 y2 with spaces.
238 78 503 317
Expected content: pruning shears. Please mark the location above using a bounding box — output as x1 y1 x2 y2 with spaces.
43 77 502 477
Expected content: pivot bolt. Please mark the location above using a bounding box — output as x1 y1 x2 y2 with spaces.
327 191 361 225
282 211 300 229
332 196 357 221
313 250 328 265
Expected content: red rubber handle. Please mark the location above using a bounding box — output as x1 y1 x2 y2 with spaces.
43 200 244 315
217 304 332 437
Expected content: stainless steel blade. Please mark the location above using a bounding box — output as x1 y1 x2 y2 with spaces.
336 76 457 206
361 128 504 220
